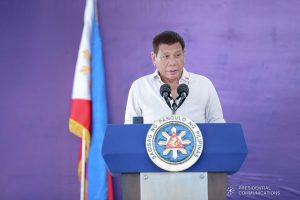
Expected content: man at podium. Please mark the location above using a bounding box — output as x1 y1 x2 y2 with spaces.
125 30 225 124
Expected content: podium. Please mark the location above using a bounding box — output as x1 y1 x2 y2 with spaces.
102 123 247 200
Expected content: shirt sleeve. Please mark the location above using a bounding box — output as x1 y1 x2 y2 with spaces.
205 80 226 123
124 81 142 124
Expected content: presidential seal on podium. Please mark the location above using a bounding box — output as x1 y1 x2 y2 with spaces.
146 115 203 172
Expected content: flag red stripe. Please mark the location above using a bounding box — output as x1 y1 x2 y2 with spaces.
70 99 92 131
107 172 114 200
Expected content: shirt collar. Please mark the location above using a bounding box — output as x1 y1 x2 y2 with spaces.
151 68 190 84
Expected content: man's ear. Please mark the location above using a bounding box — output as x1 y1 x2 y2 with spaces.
151 51 157 66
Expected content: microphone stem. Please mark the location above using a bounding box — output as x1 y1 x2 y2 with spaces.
171 101 177 115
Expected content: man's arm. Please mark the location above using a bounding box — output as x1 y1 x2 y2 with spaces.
205 80 225 123
124 81 142 124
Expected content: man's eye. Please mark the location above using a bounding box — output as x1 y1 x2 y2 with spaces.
175 53 182 57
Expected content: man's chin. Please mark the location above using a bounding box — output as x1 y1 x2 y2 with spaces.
165 75 180 82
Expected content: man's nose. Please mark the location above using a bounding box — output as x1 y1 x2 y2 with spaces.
168 56 177 65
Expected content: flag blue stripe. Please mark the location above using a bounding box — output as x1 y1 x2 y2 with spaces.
88 9 108 200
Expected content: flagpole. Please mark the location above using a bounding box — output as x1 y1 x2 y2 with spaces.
80 129 86 200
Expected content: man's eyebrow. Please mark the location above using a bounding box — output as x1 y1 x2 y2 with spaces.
175 49 183 53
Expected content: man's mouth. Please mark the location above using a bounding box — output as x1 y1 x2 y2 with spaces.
168 69 178 73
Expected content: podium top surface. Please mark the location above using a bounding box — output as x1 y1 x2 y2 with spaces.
102 123 247 175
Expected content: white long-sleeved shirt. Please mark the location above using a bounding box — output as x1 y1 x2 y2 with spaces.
125 68 225 124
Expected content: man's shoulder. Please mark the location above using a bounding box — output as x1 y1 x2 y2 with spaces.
189 71 213 85
130 73 155 89
133 73 154 83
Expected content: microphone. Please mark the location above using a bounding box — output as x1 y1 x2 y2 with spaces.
177 84 189 108
160 84 172 109
132 116 143 124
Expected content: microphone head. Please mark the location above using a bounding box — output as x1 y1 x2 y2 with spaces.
160 84 171 97
177 84 189 97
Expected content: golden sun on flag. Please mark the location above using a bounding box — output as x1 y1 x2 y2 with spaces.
80 49 91 75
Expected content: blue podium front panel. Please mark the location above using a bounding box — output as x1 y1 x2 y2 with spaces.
102 124 247 175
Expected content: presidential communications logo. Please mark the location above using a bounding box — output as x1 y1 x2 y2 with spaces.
146 115 203 171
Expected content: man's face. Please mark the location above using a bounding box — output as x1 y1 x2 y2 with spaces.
151 42 185 83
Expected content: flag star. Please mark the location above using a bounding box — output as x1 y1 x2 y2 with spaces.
83 50 91 60
80 65 91 74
